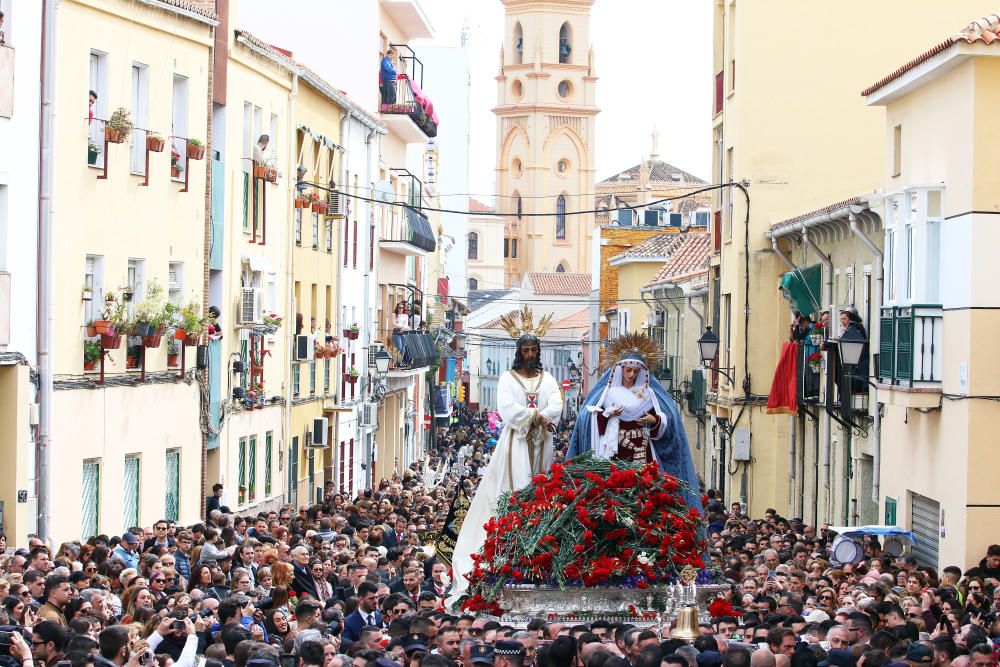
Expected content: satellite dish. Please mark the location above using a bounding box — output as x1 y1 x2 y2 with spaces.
832 536 863 564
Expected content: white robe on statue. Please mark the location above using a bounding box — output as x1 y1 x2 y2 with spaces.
448 369 563 603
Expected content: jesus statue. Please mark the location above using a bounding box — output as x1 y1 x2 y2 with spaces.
448 307 563 602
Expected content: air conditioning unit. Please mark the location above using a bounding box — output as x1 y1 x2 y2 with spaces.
294 334 315 361
668 212 683 228
361 402 377 428
309 417 329 447
327 191 346 218
367 342 385 368
643 210 660 227
616 208 634 226
239 288 262 324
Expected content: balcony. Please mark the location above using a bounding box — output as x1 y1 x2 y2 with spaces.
381 326 438 374
380 204 436 256
380 45 438 142
878 304 942 392
796 342 821 405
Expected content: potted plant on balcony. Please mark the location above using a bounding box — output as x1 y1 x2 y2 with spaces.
349 323 360 340
146 132 166 153
264 158 278 183
310 192 328 215
167 337 180 367
126 343 141 370
314 339 325 360
88 141 102 165
807 351 822 374
178 301 203 345
346 367 360 384
170 146 181 178
106 107 133 144
98 288 129 348
261 312 283 336
253 162 268 180
809 325 825 347
186 137 206 160
135 280 168 347
84 340 102 371
294 195 309 209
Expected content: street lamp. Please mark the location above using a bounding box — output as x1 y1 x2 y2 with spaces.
568 361 581 384
374 349 391 379
835 326 871 421
697 326 735 383
837 326 866 366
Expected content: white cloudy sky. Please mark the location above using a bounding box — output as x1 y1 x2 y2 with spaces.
415 0 713 204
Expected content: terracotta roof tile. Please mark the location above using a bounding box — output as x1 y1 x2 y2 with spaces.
524 272 592 296
647 233 711 286
599 159 706 186
153 0 218 21
550 308 590 330
614 234 687 260
234 30 298 69
862 13 1000 96
482 309 520 329
769 195 865 232
469 198 496 214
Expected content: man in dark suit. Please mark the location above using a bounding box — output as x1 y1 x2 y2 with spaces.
290 546 318 600
336 562 368 602
342 581 382 644
381 517 408 550
389 566 424 605
421 560 449 598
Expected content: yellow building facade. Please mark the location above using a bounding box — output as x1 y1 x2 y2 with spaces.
864 16 1000 568
495 0 599 280
708 0 997 520
48 0 214 540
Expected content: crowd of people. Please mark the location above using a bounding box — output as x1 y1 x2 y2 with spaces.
0 407 994 667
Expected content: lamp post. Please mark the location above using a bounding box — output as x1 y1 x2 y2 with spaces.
696 326 736 383
568 361 582 413
836 326 870 419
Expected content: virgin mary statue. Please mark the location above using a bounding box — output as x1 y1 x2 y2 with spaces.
567 333 702 511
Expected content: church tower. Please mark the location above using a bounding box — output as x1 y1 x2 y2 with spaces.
495 0 599 285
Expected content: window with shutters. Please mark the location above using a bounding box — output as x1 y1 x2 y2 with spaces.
292 363 300 397
338 441 346 492
348 438 355 492
468 232 478 259
130 63 150 176
295 208 302 245
248 436 257 502
312 213 319 248
725 147 734 240
352 220 358 268
164 450 180 522
171 75 189 181
264 431 273 496
369 224 375 270
84 255 104 325
288 436 299 506
123 455 140 529
326 219 333 252
555 195 566 240
238 438 246 505
82 460 100 538
468 277 478 291
310 360 316 395
343 218 349 266
324 359 330 393
88 51 109 169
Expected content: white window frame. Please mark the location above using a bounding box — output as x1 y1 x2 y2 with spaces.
85 255 105 325
168 261 184 306
171 75 189 180
127 258 146 318
89 51 109 168
242 102 253 174
130 63 150 175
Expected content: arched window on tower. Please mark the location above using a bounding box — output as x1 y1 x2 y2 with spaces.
556 264 566 273
513 22 523 64
468 232 478 260
468 277 478 291
556 195 566 240
559 22 572 64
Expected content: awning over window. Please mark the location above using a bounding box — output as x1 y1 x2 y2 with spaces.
779 264 822 316
405 207 437 252
400 331 438 368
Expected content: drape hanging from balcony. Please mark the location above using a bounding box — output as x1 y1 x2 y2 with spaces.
779 264 822 316
405 207 437 252
766 341 798 415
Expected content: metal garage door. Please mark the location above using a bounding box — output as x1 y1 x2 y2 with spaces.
910 493 940 569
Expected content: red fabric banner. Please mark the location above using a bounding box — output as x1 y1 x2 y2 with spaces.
767 342 798 415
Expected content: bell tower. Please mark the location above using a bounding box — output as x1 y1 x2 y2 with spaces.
495 0 599 284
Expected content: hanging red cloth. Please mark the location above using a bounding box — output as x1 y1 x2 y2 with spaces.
767 342 798 415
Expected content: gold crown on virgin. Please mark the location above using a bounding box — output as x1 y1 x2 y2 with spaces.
599 332 664 374
497 305 554 340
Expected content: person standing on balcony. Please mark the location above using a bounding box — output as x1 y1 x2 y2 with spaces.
380 48 397 106
392 302 409 356
88 89 97 126
253 134 269 164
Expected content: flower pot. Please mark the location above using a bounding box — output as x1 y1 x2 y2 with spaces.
295 199 309 209
105 127 126 144
264 168 278 183
84 359 98 371
346 375 359 385
142 334 162 348
94 320 112 335
101 333 123 349
171 165 181 179
343 328 351 337
86 325 98 337
253 165 267 180
184 333 200 347
88 149 99 165
186 143 205 160
312 202 328 215
349 331 359 340
127 356 140 370
168 353 180 367
174 328 187 341
810 333 823 347
147 136 166 152
325 350 334 358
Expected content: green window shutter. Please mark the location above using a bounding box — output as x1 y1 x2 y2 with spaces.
264 432 273 497
688 368 706 413
896 310 914 383
123 456 140 530
82 461 100 539
164 450 180 522
238 438 246 505
242 173 249 230
879 308 896 381
248 436 257 502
